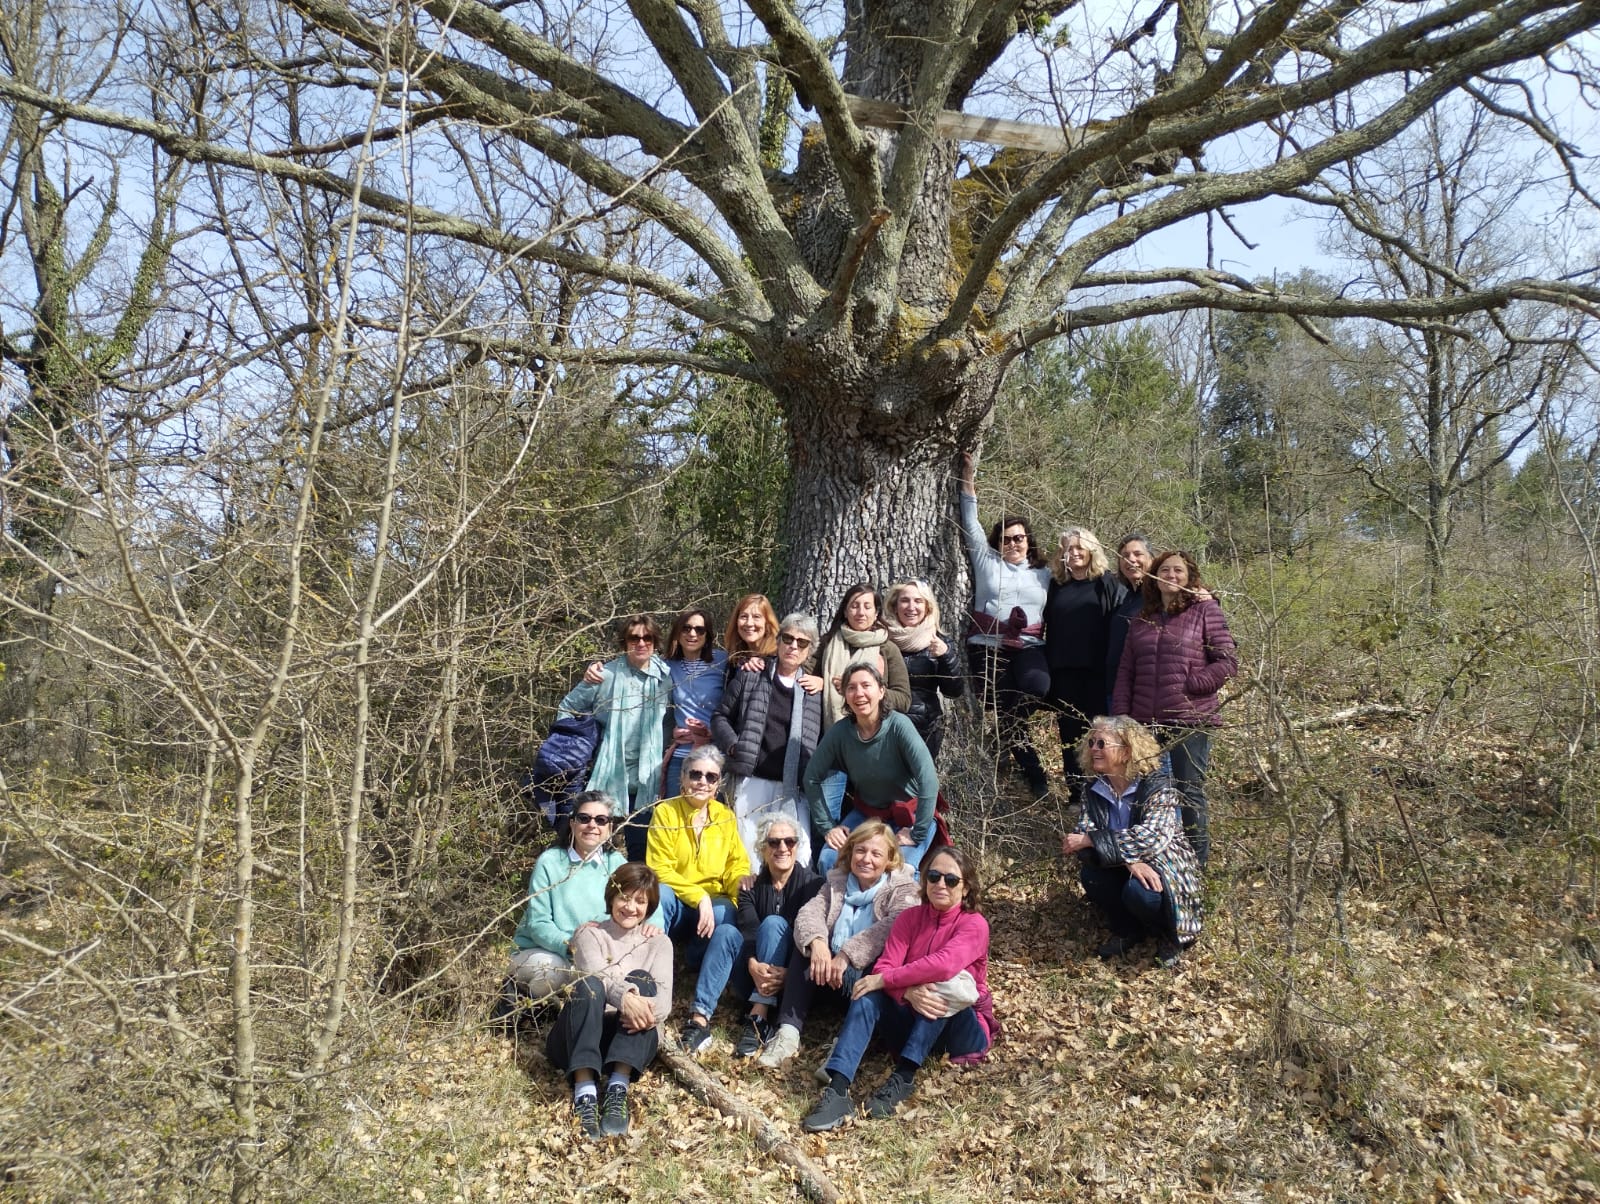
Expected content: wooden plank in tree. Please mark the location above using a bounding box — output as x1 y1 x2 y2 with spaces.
844 94 1078 153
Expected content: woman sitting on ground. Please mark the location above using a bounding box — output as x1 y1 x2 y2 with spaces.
802 846 996 1131
1060 715 1202 967
645 745 750 1055
757 820 920 1069
508 791 656 1003
545 862 672 1140
711 612 825 868
804 662 943 872
729 816 823 1058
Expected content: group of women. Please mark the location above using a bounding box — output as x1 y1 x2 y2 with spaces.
512 455 1234 1136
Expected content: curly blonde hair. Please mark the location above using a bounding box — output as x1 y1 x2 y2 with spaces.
1049 527 1111 583
1075 715 1164 780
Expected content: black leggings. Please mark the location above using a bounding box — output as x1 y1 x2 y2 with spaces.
969 643 1050 780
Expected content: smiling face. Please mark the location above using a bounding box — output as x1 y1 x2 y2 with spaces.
923 852 967 913
1088 725 1130 779
624 624 656 669
682 757 721 803
611 888 651 931
761 822 799 875
1063 537 1090 578
570 803 614 857
849 834 893 888
843 668 885 722
736 603 767 648
893 589 928 627
1119 540 1151 587
844 591 878 631
676 611 709 657
1155 556 1190 604
1000 523 1030 566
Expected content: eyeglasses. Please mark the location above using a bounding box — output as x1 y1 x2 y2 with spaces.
925 870 963 888
1088 738 1124 749
573 813 614 827
1001 533 1028 544
686 769 721 784
626 633 655 645
681 623 707 635
765 836 798 850
778 633 812 648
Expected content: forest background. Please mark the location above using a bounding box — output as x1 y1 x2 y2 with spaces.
1 0 1599 1200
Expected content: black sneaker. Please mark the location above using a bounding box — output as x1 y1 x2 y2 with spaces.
599 1083 630 1138
801 1085 854 1133
1155 939 1183 969
734 1013 772 1058
680 1017 712 1055
865 1071 917 1119
1096 935 1139 959
573 1093 601 1140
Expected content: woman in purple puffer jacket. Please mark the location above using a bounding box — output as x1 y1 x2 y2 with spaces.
1111 550 1236 867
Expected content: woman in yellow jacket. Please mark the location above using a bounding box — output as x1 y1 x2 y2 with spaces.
646 745 751 1056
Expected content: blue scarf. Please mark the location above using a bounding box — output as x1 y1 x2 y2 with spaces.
831 874 884 953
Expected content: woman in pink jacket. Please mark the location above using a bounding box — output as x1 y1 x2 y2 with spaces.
1111 550 1237 867
800 846 996 1132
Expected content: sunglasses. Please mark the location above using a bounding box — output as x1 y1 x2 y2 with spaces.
626 634 655 645
778 633 812 648
1001 533 1028 544
573 813 614 827
686 769 721 784
1088 738 1124 750
925 870 963 888
765 836 798 850
681 623 707 635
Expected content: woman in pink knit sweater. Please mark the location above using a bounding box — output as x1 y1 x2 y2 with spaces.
800 846 997 1132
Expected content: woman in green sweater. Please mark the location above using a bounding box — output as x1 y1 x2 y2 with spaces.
508 790 659 1001
805 663 944 873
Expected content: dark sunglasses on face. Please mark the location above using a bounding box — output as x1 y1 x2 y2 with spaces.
1001 533 1028 544
574 813 613 827
925 870 963 888
686 769 721 783
681 623 707 635
778 632 812 648
765 836 798 850
626 633 654 645
1088 737 1123 749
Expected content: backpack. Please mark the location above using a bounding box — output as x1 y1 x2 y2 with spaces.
519 712 600 829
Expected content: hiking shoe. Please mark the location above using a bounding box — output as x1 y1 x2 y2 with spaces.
1155 939 1183 969
813 1038 837 1086
680 1017 712 1055
865 1071 917 1119
573 1093 601 1140
757 1023 800 1069
598 1084 630 1138
801 1085 854 1133
1096 935 1139 959
734 1013 773 1058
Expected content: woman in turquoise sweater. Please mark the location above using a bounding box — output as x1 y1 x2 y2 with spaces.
804 663 943 873
509 791 660 1000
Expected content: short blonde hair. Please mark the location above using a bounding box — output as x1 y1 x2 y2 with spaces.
1049 527 1111 582
1075 715 1164 780
840 820 905 875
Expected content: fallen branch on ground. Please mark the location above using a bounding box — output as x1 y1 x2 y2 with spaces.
656 1033 841 1203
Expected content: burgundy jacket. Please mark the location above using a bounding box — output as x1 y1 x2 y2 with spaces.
1111 599 1237 728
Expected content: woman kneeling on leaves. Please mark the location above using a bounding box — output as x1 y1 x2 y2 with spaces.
801 846 996 1131
544 862 672 1140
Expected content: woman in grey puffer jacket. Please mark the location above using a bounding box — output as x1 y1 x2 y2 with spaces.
1111 550 1236 866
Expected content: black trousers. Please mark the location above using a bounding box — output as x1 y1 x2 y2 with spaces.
544 974 660 1082
969 643 1050 782
1049 665 1105 780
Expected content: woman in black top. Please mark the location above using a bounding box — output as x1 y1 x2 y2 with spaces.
729 815 823 1058
1043 526 1126 783
884 580 964 760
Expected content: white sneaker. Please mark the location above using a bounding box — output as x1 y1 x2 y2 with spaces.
813 1038 836 1086
757 1023 800 1069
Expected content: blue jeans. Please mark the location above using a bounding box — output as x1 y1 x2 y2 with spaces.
728 914 793 1007
817 808 937 875
658 886 741 1019
1159 727 1212 866
1079 860 1177 942
824 990 990 1081
815 771 848 845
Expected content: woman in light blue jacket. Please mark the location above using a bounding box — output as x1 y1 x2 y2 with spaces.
559 613 673 861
